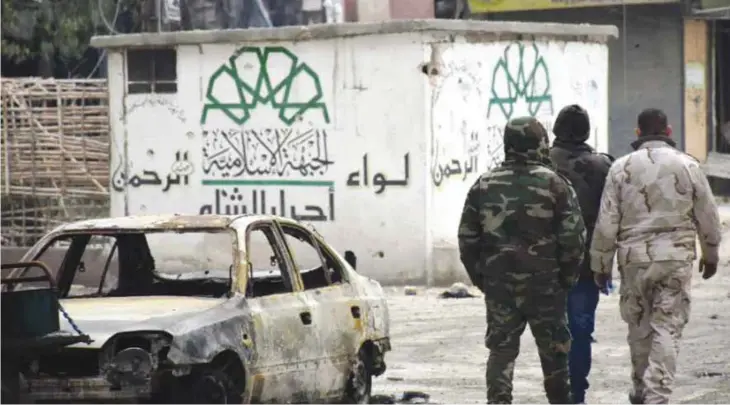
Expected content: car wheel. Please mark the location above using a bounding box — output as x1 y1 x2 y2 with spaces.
344 349 372 404
190 369 241 404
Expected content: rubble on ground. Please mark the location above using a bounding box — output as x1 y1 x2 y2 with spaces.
439 282 476 299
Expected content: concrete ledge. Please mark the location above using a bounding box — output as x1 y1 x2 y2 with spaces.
91 19 619 49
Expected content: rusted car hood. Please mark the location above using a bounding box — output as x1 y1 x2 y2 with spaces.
59 296 227 348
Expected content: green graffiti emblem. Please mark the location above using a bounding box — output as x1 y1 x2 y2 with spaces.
488 42 553 120
200 46 330 126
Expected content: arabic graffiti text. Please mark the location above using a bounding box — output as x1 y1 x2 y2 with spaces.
112 150 194 193
345 153 410 194
199 183 335 222
431 131 482 187
124 95 186 123
202 128 333 178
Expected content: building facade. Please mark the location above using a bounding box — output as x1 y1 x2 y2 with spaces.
92 20 616 285
469 0 730 192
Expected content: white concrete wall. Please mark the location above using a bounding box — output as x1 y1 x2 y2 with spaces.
427 39 609 284
108 31 609 286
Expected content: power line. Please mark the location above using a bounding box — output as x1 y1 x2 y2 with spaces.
85 0 123 78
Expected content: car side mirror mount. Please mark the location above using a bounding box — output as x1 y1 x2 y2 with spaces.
344 250 357 270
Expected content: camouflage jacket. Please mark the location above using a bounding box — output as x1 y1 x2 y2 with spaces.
550 141 613 280
457 117 587 291
591 136 723 274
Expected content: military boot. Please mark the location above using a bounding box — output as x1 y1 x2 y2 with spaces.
628 393 644 404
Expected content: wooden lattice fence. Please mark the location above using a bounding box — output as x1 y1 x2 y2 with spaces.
1 78 110 246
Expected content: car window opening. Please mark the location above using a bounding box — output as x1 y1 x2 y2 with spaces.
246 226 294 298
281 225 345 291
21 230 236 299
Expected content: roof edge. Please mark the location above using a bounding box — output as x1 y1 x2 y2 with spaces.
91 19 619 49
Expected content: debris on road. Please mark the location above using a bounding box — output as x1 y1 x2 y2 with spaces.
401 391 430 403
370 391 431 404
694 371 727 378
439 282 476 299
371 394 397 404
405 286 418 296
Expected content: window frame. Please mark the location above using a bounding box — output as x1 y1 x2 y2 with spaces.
277 222 350 290
3 234 75 293
244 221 297 297
39 233 119 298
125 47 178 94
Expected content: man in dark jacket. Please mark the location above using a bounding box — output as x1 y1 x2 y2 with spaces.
458 116 586 404
549 105 613 404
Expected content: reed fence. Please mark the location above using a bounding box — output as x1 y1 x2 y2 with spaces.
1 78 110 246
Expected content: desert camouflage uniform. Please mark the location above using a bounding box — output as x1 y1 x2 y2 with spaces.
458 116 587 404
590 135 723 404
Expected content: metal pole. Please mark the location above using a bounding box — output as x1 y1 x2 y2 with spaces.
156 0 162 32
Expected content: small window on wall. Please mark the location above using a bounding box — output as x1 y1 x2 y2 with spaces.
126 48 177 94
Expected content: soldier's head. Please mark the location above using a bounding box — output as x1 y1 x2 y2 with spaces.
503 116 550 164
636 108 672 137
553 104 590 144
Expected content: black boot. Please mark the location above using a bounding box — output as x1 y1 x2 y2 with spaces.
629 393 644 404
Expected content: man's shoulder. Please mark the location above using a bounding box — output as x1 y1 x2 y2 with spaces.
477 165 569 192
674 150 701 165
552 145 613 167
611 152 634 168
528 165 575 193
635 146 699 166
586 151 615 165
570 151 613 175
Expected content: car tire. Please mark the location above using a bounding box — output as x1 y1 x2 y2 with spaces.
190 368 242 404
343 349 372 404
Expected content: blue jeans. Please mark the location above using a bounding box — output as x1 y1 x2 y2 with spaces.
568 279 600 404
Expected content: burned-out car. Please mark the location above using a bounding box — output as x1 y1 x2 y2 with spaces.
5 214 390 403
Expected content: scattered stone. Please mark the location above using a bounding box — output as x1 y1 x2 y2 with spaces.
371 394 397 404
710 314 719 320
695 371 725 378
370 391 432 404
439 282 476 299
404 286 418 296
401 391 430 404
386 376 404 382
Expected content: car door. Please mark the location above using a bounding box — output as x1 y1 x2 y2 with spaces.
242 221 324 403
276 221 364 399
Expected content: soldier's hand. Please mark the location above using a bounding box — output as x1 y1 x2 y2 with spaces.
699 259 718 280
594 272 611 294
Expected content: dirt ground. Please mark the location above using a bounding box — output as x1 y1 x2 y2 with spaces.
373 213 730 404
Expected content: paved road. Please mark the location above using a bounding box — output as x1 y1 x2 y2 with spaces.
373 221 730 404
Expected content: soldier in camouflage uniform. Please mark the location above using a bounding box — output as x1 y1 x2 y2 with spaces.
591 109 723 404
549 105 614 404
458 116 587 404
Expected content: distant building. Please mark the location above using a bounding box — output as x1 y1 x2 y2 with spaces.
469 0 730 191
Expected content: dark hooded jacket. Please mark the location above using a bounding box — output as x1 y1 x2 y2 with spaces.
457 116 587 292
549 105 614 281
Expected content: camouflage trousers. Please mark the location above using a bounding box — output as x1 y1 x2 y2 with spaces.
484 285 572 404
619 260 692 404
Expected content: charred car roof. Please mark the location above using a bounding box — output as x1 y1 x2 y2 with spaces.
53 214 303 233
